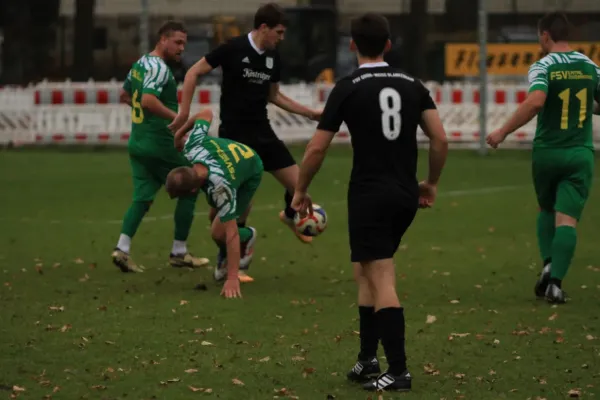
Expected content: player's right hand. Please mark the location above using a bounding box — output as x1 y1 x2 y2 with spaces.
168 112 189 133
221 278 242 299
291 191 313 218
418 181 437 208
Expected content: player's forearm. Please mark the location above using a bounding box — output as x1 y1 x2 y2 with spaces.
120 90 132 107
499 102 541 136
141 95 177 120
297 146 325 193
271 91 314 118
427 137 448 185
224 224 241 280
180 59 212 117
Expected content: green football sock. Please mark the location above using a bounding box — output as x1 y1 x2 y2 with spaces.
536 210 555 264
550 226 577 280
239 227 253 243
174 195 196 241
121 201 150 238
217 227 253 257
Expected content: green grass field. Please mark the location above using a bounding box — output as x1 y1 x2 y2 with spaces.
1 146 600 400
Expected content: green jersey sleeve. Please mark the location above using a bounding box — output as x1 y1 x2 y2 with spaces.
528 61 549 94
595 65 600 103
142 59 170 97
123 70 133 94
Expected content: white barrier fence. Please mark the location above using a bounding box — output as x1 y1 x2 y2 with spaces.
1 81 599 147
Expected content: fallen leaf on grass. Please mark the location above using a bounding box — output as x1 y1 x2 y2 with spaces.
493 339 500 345
184 369 198 374
79 274 89 282
568 389 582 397
488 370 496 375
334 335 342 343
539 327 552 334
423 363 440 376
12 386 25 392
454 373 466 379
512 330 529 336
91 385 106 390
201 341 214 346
426 315 437 324
105 341 115 345
302 367 316 378
548 312 558 321
48 306 65 312
450 332 470 338
449 300 460 304
291 356 305 362
167 378 180 383
52 263 61 268
188 386 208 392
97 305 107 311
554 336 565 344
275 315 283 319
232 378 244 386
60 324 71 333
258 356 270 363
586 335 596 341
35 265 43 274
180 300 188 306
74 258 84 264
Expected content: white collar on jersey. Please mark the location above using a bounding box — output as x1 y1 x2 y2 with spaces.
359 62 389 68
247 32 265 55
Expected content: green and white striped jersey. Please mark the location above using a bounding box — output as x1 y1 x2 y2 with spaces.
528 51 600 149
123 54 179 153
183 119 262 222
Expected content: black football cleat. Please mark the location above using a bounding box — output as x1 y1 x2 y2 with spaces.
545 283 567 304
534 263 551 298
363 370 412 392
347 356 381 383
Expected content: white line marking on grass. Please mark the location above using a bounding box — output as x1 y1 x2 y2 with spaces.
3 184 527 225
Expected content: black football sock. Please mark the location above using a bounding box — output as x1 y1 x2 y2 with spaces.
358 306 378 359
284 190 295 219
237 221 246 229
376 307 407 375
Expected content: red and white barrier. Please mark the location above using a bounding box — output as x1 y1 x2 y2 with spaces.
1 80 599 147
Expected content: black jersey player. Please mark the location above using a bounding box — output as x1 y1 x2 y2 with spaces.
292 13 448 392
170 3 321 249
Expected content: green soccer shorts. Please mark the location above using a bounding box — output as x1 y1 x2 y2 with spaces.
532 147 594 220
129 150 194 202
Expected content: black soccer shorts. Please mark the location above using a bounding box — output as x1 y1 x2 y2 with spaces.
347 186 418 263
218 122 296 172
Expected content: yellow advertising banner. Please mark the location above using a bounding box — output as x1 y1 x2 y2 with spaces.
445 42 600 77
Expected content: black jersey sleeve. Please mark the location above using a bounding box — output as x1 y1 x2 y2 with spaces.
204 41 233 69
418 82 437 112
317 80 351 133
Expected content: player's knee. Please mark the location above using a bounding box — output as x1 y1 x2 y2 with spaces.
555 211 578 227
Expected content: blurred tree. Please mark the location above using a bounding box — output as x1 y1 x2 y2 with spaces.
72 0 95 81
403 0 428 78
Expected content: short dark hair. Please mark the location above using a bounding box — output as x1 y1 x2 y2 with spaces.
157 20 187 38
254 3 287 29
350 13 390 58
538 12 571 42
165 167 196 198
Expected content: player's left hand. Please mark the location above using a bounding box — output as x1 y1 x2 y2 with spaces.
486 129 507 149
221 278 242 299
168 112 189 133
174 136 185 152
291 191 313 218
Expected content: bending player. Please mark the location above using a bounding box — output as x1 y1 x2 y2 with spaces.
487 12 600 304
169 3 321 245
293 14 448 392
166 109 263 296
112 21 208 273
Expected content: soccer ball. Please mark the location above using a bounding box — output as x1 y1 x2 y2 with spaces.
294 204 328 237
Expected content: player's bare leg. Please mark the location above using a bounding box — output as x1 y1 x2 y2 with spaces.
361 259 411 392
347 263 381 383
212 206 257 283
544 211 577 304
270 165 313 243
